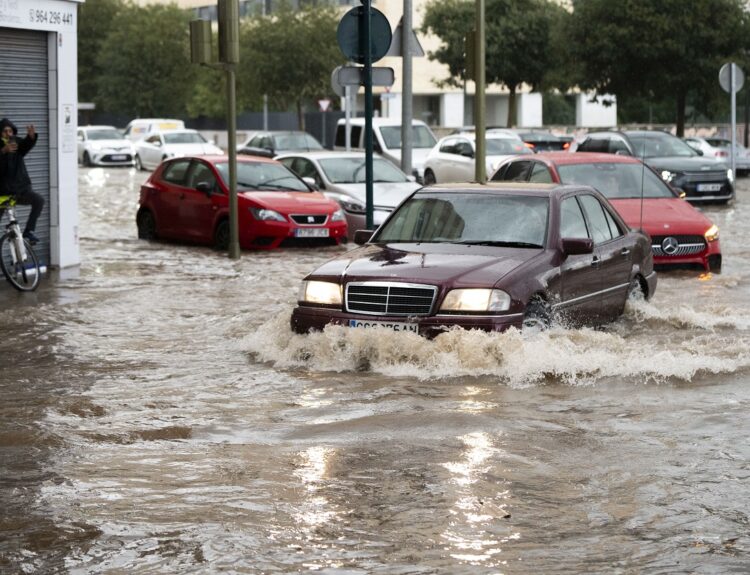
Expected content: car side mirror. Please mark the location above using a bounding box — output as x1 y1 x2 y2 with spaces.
614 149 631 156
695 149 704 156
196 181 213 196
561 237 594 256
302 176 319 191
354 229 374 245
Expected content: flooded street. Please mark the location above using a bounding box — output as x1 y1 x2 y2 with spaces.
1 165 749 574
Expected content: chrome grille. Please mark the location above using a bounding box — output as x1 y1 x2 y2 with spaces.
290 214 328 225
346 282 437 316
651 235 706 257
682 171 726 182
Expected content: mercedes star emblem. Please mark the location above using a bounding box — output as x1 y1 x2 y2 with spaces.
662 236 680 255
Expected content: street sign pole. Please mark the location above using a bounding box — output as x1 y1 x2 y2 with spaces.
731 64 737 179
719 62 745 182
363 0 374 229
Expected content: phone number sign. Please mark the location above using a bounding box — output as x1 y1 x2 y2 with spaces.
0 0 76 30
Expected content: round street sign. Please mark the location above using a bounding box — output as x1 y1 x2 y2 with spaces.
719 62 745 93
337 6 392 65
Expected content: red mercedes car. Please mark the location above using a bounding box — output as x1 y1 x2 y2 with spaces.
291 183 656 338
136 155 347 250
491 152 721 272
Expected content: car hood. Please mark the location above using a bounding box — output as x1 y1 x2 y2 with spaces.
163 143 222 155
311 243 540 286
240 190 335 213
609 198 714 235
645 156 728 172
329 182 420 208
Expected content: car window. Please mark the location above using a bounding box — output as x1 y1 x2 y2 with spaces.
215 161 309 192
186 161 217 190
578 194 613 244
291 157 318 180
456 140 473 156
439 138 458 154
628 133 697 158
608 138 630 155
499 160 532 182
318 157 409 184
577 137 610 153
274 133 323 151
557 162 675 199
146 135 161 145
486 138 530 155
87 129 124 141
560 197 589 239
164 132 207 145
380 126 437 150
375 193 549 247
602 205 624 238
529 163 553 183
161 159 191 185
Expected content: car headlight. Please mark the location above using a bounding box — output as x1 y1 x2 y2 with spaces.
250 207 286 222
727 168 734 184
330 208 346 222
704 224 720 242
333 195 366 214
660 170 677 183
440 288 511 312
298 280 342 305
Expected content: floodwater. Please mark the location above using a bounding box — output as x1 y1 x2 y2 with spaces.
1 165 749 574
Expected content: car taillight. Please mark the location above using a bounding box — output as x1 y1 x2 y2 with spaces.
716 150 728 157
562 141 570 150
524 142 535 150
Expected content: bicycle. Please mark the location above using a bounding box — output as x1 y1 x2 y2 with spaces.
0 195 41 291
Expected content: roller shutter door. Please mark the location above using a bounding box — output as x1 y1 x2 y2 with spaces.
0 28 50 267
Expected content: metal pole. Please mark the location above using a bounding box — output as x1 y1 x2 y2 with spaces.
345 85 351 151
731 63 737 179
227 66 240 259
401 2 413 178
364 0 374 229
474 0 486 183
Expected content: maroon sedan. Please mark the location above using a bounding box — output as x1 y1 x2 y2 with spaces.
136 155 348 250
491 152 722 272
291 183 656 337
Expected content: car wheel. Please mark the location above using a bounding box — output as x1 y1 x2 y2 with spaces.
423 169 436 185
137 209 157 240
213 219 229 251
522 297 551 330
135 155 144 171
83 151 93 167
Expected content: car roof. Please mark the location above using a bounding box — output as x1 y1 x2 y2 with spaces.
175 154 279 165
276 150 376 160
531 151 642 166
420 181 578 198
81 125 117 130
338 117 428 127
154 128 201 135
440 131 521 142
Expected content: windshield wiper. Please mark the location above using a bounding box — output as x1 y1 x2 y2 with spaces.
254 182 305 191
453 240 543 248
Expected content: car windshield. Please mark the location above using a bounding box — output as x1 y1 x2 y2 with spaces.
380 126 438 149
557 162 676 199
87 129 124 140
518 132 559 143
486 138 532 155
706 138 731 148
627 133 697 158
275 133 324 151
215 162 310 192
318 157 410 184
375 192 548 247
164 132 207 144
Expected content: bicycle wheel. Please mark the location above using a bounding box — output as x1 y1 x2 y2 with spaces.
0 233 40 291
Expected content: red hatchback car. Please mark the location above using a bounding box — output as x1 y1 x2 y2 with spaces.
136 155 347 249
491 152 721 272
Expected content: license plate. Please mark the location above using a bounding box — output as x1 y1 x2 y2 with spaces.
111 155 127 160
697 183 722 192
295 228 329 238
348 319 418 333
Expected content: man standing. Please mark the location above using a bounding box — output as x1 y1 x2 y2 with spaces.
0 118 44 244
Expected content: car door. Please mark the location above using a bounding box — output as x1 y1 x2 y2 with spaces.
180 159 222 242
557 195 602 323
141 134 163 169
150 159 192 239
452 138 475 181
577 194 633 319
433 137 458 182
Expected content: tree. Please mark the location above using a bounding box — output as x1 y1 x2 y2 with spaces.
95 4 197 117
567 0 750 135
236 5 345 128
78 0 124 104
421 0 561 126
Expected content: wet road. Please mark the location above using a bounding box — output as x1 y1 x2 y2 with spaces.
1 166 749 574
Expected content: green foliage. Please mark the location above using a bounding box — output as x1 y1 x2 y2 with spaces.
77 0 124 103
95 4 197 117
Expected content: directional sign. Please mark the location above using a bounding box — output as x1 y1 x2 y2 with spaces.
336 6 392 64
336 65 395 87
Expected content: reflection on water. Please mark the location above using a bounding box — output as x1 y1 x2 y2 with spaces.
0 167 749 573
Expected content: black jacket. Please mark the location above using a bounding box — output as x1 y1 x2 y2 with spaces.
0 118 37 195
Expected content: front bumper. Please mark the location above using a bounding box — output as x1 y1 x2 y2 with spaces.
651 236 721 272
291 305 524 338
91 151 135 166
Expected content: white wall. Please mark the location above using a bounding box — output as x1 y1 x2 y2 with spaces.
0 0 82 268
440 93 464 128
517 93 543 127
576 93 617 128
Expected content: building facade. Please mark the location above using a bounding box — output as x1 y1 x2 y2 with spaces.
0 0 82 270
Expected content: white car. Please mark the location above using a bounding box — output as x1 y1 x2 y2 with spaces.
684 136 750 174
423 131 533 184
134 129 224 171
123 118 185 141
276 150 421 238
77 125 136 167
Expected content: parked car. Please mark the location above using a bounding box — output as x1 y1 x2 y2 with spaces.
134 129 224 171
334 117 438 182
77 125 136 167
491 152 722 273
498 129 569 152
684 136 750 175
276 150 421 240
575 130 735 203
238 130 324 158
422 131 531 184
136 155 347 250
123 118 185 141
290 182 656 338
